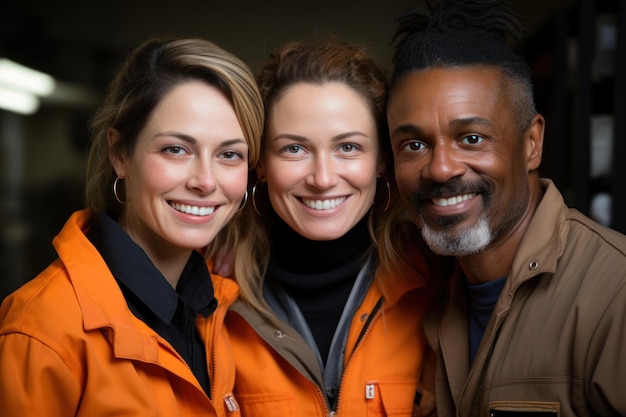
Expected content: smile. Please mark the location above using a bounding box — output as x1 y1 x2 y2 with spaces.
170 202 215 216
301 197 346 210
432 193 476 207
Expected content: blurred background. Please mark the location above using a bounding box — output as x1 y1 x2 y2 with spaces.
1 0 623 299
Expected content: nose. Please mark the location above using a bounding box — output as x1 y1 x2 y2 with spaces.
187 159 217 194
422 144 466 183
305 153 337 190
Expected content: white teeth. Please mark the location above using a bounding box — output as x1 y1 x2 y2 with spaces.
302 197 346 210
170 202 215 216
432 193 476 207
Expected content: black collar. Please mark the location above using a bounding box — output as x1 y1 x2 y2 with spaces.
87 211 216 324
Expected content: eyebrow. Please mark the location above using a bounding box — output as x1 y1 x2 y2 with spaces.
155 132 246 147
449 116 494 130
391 117 494 137
390 124 422 137
272 131 369 142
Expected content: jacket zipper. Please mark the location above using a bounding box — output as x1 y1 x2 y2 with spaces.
334 297 384 415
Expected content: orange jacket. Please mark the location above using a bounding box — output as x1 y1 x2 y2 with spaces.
0 209 241 417
224 244 438 417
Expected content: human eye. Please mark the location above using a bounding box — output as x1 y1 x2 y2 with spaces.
219 150 245 161
338 143 360 153
461 134 484 145
162 145 189 155
402 140 427 152
281 144 304 155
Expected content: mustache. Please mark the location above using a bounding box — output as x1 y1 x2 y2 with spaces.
411 177 492 204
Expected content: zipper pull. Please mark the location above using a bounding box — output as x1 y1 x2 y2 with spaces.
223 393 239 413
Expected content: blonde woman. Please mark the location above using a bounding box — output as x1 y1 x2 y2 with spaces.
0 38 263 416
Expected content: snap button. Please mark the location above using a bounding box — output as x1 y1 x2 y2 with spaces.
529 260 539 270
274 330 285 338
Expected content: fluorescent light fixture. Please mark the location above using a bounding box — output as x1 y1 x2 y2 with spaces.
0 86 40 115
0 58 56 96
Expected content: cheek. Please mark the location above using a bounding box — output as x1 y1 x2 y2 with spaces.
265 162 303 196
347 160 379 194
130 160 176 199
218 166 249 199
393 162 418 193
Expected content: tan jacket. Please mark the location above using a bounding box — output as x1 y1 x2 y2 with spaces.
425 180 626 416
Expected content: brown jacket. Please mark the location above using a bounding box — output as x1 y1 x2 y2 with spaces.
424 179 626 416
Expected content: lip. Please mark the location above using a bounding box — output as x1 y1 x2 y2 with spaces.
299 196 348 212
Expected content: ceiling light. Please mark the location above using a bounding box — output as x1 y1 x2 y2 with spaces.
0 58 56 96
0 86 40 115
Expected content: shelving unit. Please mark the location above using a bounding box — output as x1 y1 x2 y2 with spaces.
525 0 625 233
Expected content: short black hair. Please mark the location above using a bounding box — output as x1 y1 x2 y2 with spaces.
390 0 536 132
392 0 531 80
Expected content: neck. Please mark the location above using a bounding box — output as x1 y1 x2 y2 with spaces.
118 215 191 288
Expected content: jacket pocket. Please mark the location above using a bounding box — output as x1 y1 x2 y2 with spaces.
235 392 297 417
489 401 560 416
365 378 419 417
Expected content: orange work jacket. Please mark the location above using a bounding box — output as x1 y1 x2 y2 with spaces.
0 209 241 417
224 244 439 417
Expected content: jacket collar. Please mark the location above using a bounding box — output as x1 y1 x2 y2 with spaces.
374 239 433 305
504 179 566 296
53 210 182 367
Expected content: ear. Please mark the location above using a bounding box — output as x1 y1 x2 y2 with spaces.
255 159 266 182
376 148 388 178
108 128 127 177
525 114 544 172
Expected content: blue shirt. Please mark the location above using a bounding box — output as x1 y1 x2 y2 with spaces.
466 276 507 364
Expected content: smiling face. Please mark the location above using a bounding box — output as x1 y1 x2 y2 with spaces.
110 80 249 260
387 66 543 256
259 82 382 241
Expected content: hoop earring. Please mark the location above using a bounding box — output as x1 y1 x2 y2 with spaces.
236 190 248 213
252 179 264 216
113 176 125 205
380 174 391 213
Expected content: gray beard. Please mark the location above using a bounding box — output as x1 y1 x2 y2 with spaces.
421 215 492 256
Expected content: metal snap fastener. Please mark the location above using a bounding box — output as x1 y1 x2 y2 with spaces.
529 260 539 270
274 330 285 338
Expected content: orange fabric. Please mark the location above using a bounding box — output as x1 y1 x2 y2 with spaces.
225 244 438 417
0 209 240 417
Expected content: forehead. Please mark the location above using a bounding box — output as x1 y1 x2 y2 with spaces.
268 82 375 131
272 82 370 113
388 66 508 125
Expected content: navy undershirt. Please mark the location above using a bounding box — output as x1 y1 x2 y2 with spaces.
86 211 217 397
466 276 507 364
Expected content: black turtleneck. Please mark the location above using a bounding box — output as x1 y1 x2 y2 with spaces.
266 216 371 363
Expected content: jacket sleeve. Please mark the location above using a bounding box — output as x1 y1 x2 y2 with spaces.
586 282 626 415
0 333 81 416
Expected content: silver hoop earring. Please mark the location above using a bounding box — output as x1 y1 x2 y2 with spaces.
380 174 391 213
236 190 248 213
252 179 264 216
113 176 125 205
